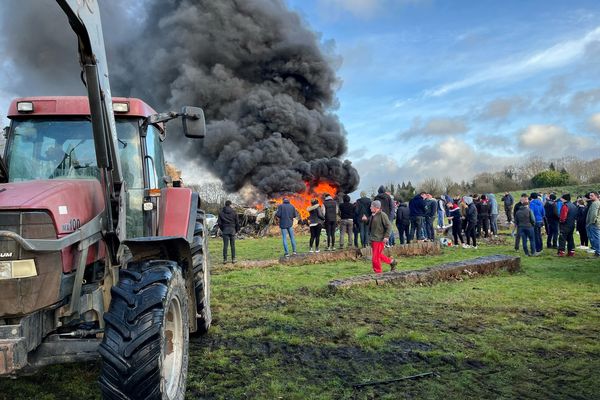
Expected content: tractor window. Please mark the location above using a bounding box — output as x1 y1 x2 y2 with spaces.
115 119 144 238
145 125 167 188
6 119 99 181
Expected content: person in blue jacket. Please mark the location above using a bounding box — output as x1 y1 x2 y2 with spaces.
529 192 546 254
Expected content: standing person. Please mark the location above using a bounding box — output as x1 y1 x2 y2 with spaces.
307 199 325 253
368 200 397 274
513 193 527 249
487 193 499 237
338 194 354 249
424 194 437 241
395 201 411 244
529 193 545 255
479 195 491 238
514 199 536 256
387 191 397 246
544 194 559 249
409 192 427 241
374 186 394 246
323 193 338 251
275 198 299 257
217 200 240 263
356 191 372 248
585 191 600 257
447 201 465 247
464 196 478 249
502 192 514 223
557 194 577 257
576 198 589 249
437 196 446 229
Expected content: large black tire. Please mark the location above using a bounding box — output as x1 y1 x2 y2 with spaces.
191 210 211 333
99 260 189 400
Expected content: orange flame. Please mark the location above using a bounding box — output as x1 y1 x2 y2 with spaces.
270 181 339 219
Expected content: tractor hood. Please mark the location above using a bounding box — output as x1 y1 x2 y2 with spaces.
0 179 105 235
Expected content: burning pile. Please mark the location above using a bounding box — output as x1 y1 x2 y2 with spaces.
269 180 338 220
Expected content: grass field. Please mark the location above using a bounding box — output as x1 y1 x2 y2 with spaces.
0 232 598 400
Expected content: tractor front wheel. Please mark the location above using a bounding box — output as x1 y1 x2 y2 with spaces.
99 260 189 400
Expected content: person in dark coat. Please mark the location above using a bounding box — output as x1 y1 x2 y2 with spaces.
218 200 240 263
479 195 491 238
576 198 589 248
374 186 393 217
544 193 559 249
464 196 478 248
409 192 427 241
447 201 464 246
395 201 411 244
502 192 514 223
275 198 299 257
323 194 338 251
355 191 372 248
338 194 354 248
558 193 577 256
424 194 437 241
514 200 536 256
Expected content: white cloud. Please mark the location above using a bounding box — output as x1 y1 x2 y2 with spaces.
428 26 600 97
518 124 599 157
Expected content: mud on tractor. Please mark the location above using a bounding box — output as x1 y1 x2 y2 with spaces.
0 1 211 399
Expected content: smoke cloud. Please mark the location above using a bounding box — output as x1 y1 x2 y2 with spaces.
0 0 359 196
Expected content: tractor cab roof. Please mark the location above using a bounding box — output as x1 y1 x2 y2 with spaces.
7 96 157 119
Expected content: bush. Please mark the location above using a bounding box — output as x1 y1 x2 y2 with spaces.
531 170 571 187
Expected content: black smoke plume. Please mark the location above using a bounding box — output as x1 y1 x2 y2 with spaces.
0 0 360 196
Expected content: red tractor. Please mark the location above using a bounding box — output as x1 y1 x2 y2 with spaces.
0 2 211 399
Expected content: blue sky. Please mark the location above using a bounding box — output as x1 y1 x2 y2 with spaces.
286 0 600 192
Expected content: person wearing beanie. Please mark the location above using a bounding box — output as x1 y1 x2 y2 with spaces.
307 198 325 253
356 191 372 248
338 194 354 249
463 196 478 249
544 193 560 248
368 200 397 273
323 193 338 251
529 192 545 255
558 193 577 256
218 200 240 263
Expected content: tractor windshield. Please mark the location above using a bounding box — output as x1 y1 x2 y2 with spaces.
6 118 142 188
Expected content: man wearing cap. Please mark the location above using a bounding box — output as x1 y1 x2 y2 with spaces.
558 193 577 257
368 200 397 274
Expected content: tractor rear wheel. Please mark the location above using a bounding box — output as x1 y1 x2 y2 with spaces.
191 210 211 333
99 260 189 400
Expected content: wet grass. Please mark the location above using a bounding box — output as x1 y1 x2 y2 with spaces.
1 234 598 399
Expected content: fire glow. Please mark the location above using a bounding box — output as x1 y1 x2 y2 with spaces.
269 181 339 220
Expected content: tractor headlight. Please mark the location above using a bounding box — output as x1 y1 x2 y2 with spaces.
0 260 37 279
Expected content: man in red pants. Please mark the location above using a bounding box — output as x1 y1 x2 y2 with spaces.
369 200 398 274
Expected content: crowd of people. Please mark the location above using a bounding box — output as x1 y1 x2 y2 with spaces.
216 186 600 271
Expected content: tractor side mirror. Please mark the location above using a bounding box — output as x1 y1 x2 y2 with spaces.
181 106 206 139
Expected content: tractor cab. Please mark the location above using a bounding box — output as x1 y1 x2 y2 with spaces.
4 96 175 238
